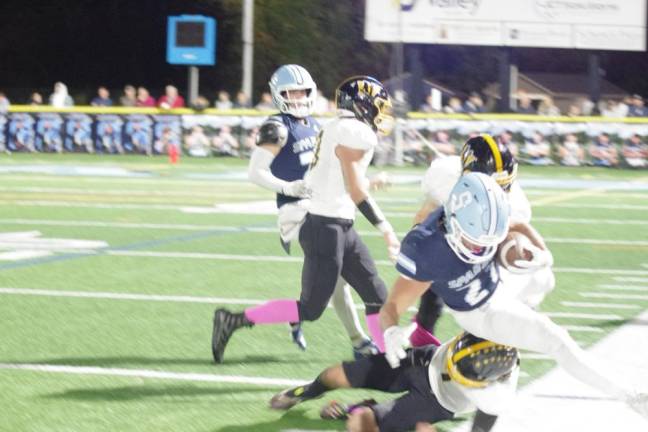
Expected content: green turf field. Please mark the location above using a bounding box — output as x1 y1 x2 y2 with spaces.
1 153 647 431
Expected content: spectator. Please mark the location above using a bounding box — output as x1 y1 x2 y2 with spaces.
537 96 561 116
419 94 437 113
443 96 463 113
120 85 137 107
254 91 274 111
29 92 43 106
91 86 113 107
628 94 647 117
430 130 456 156
49 82 74 108
192 95 211 111
212 125 239 156
241 126 259 158
233 90 250 109
0 92 9 113
558 133 585 166
157 85 185 109
566 103 582 117
600 99 627 118
184 125 211 157
313 90 330 115
136 86 156 107
154 126 180 154
462 92 485 113
498 130 519 158
402 129 427 165
515 91 536 114
392 89 411 118
588 132 619 167
214 90 233 110
522 131 553 165
622 133 648 168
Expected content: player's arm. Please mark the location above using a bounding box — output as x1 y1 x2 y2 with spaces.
506 221 553 272
412 198 441 226
247 119 309 197
509 221 547 251
336 144 400 260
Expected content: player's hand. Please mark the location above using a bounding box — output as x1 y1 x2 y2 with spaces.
369 171 391 191
384 324 416 369
282 180 312 198
382 229 400 263
511 245 553 274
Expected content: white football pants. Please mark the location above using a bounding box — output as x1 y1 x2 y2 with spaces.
450 287 630 400
499 266 555 309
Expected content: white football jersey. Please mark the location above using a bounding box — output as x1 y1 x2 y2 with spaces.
428 341 519 415
305 115 377 220
421 156 531 224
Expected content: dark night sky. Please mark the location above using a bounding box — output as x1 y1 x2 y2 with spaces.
1 0 647 104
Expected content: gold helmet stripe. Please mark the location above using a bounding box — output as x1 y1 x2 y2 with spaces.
481 133 503 173
452 340 498 363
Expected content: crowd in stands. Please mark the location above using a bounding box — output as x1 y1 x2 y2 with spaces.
0 82 647 168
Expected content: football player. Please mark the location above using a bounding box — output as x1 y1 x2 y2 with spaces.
211 75 400 363
382 172 648 419
269 332 520 432
410 134 554 349
240 64 379 357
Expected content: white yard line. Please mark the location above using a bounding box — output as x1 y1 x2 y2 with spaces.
581 292 648 301
560 325 604 333
533 217 648 226
597 284 648 291
560 301 641 310
613 277 648 283
543 312 622 320
0 363 307 387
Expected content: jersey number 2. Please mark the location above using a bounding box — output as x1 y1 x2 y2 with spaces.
464 279 488 306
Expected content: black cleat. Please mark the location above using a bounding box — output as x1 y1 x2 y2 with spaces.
211 308 252 364
269 386 308 410
290 323 307 351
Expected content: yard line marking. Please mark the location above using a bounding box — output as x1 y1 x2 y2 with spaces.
543 312 622 320
106 250 304 262
0 186 264 198
561 325 604 333
543 203 648 211
533 217 648 226
597 284 648 292
581 292 648 301
0 363 308 387
521 353 552 360
560 301 640 310
613 277 648 283
2 218 648 246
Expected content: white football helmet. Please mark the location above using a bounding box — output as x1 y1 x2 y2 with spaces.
268 64 317 118
444 172 510 264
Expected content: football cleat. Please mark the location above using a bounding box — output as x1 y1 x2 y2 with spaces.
290 323 307 351
627 392 648 420
211 308 252 364
352 338 380 360
269 386 311 410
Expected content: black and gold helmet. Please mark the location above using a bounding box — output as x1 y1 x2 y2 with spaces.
445 332 519 388
335 76 394 136
460 133 518 191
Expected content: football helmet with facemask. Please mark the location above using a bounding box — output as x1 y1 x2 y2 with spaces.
445 332 519 388
444 172 510 264
269 65 317 118
335 76 394 136
461 134 518 191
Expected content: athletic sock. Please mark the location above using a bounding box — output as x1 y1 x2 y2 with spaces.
244 299 299 324
300 376 329 399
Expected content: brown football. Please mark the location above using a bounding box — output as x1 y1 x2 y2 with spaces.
497 231 533 269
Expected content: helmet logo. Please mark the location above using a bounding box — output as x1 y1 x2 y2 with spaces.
357 80 381 97
448 191 472 214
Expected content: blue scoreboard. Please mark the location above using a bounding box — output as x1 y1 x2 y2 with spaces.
166 15 216 66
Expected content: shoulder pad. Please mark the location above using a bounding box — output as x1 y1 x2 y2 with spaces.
257 117 288 147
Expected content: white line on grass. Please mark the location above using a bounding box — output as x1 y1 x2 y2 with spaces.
613 277 648 283
0 363 307 387
596 284 648 291
560 326 604 333
560 301 640 310
581 292 648 301
543 312 622 320
532 217 648 226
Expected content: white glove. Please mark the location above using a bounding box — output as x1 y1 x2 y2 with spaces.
282 180 312 198
369 171 391 191
510 244 554 274
384 323 416 369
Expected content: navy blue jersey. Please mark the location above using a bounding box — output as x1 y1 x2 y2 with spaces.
266 114 319 208
395 208 500 311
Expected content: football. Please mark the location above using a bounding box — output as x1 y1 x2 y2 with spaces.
497 231 534 270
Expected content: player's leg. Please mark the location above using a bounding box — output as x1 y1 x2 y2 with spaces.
499 267 555 309
211 215 342 363
471 410 498 432
340 227 388 351
410 288 444 347
450 292 632 400
330 278 378 358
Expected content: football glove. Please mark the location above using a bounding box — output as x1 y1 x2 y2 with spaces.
384 323 416 369
510 245 554 274
282 180 312 198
